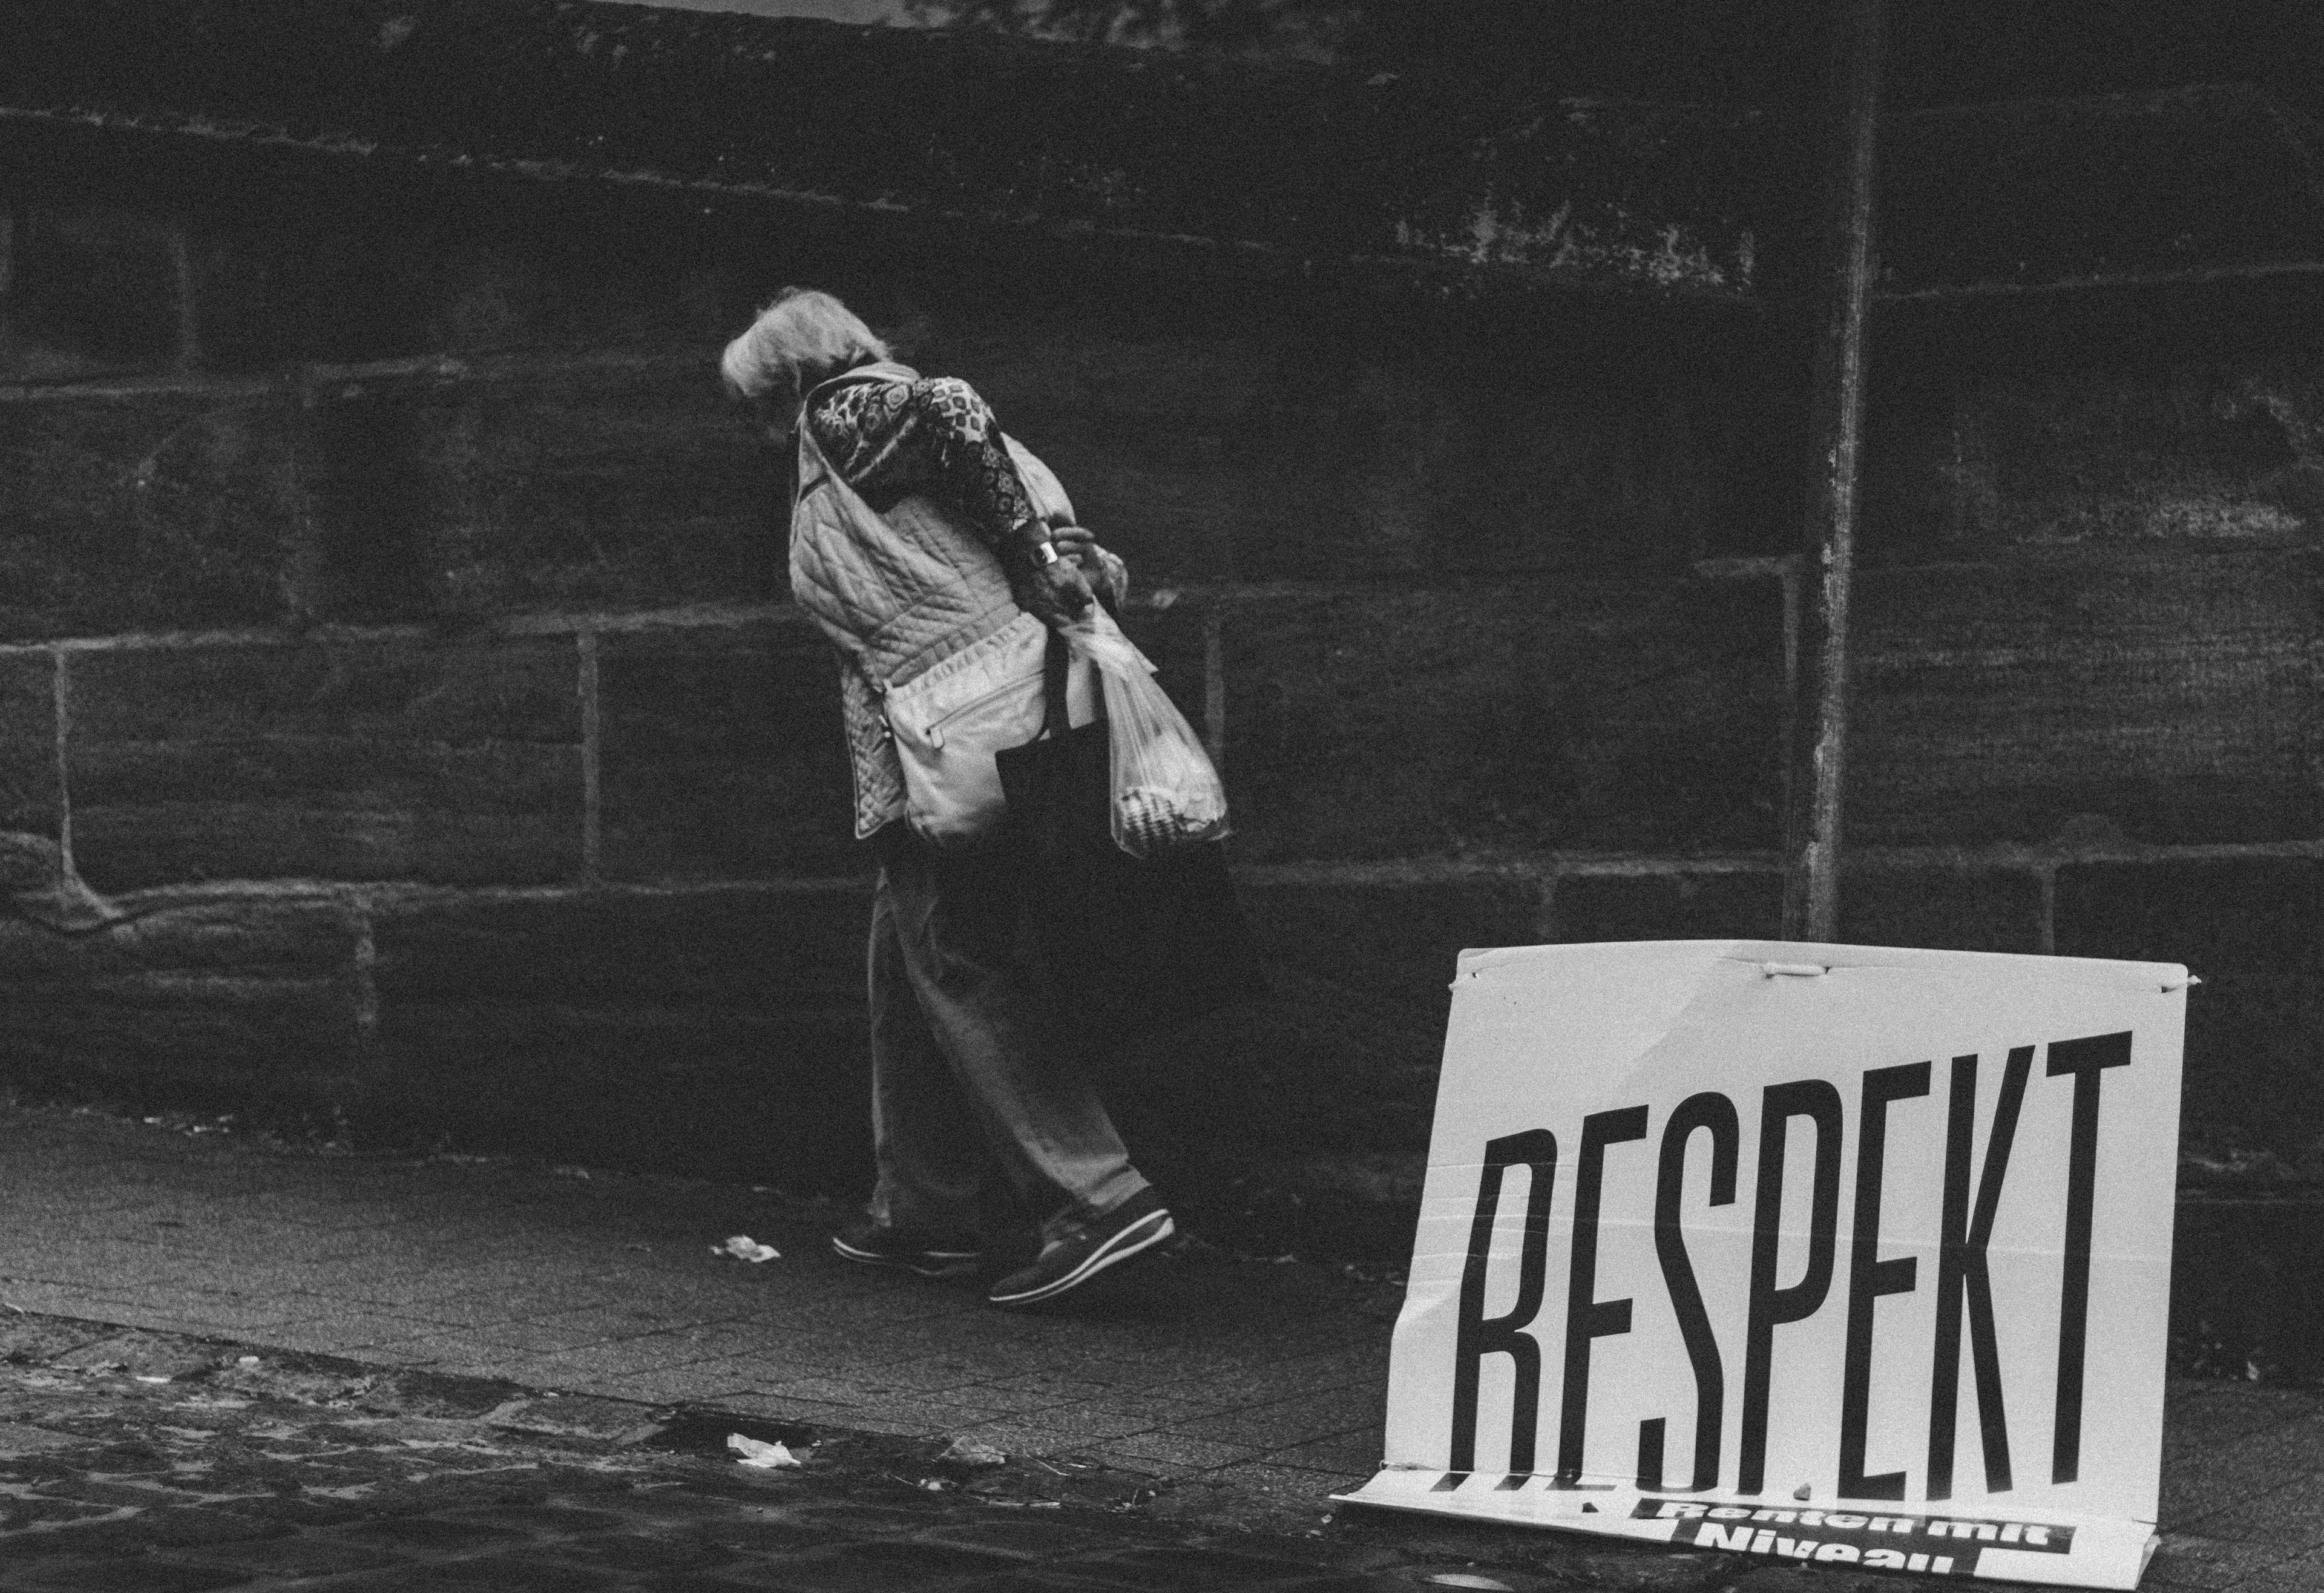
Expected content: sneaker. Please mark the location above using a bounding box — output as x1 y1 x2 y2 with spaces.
830 1219 985 1278
985 1191 1175 1307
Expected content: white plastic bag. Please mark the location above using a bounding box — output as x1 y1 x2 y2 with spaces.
1057 607 1229 857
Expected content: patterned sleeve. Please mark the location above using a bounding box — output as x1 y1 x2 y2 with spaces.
806 374 1041 549
911 378 1042 543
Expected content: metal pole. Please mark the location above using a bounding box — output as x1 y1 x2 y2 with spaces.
1780 0 1885 943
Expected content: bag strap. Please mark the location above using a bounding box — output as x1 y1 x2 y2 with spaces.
1042 627 1073 740
1040 603 1126 739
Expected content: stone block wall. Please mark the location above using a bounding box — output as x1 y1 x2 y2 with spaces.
1 139 2319 1238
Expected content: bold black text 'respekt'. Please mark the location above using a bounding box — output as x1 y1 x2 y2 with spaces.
1447 1031 2133 1503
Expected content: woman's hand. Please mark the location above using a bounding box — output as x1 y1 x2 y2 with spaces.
1013 521 1092 623
1018 546 1095 626
1045 525 1128 611
1046 525 1100 568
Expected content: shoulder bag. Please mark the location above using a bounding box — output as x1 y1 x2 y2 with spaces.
793 392 1094 849
997 629 1269 1046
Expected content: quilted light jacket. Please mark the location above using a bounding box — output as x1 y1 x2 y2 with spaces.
787 363 1077 839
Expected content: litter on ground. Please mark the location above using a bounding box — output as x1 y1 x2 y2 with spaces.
726 1434 804 1468
937 1434 1008 1467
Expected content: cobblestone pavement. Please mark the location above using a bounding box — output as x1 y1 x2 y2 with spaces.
0 1102 2317 1591
0 1313 1754 1593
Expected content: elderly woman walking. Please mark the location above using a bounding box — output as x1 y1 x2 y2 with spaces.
721 289 1172 1308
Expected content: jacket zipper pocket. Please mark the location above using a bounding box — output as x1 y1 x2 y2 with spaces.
921 674 1037 749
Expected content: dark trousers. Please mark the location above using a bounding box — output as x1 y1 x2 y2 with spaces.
865 829 1147 1247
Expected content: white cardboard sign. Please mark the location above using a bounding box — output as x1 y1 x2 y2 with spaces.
1339 940 2189 1589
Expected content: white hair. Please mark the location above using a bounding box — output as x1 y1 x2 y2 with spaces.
719 287 891 409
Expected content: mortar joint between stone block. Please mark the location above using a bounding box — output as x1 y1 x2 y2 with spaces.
50 646 73 886
577 629 603 887
352 898 379 1042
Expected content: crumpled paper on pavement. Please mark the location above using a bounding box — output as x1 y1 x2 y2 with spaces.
726 1434 804 1468
938 1435 1008 1467
711 1235 778 1263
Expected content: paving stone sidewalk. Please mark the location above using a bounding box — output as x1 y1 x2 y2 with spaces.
0 1311 1716 1593
0 1103 1397 1508
0 1101 2320 1591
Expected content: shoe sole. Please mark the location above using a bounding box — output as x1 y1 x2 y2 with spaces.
830 1236 984 1278
985 1209 1175 1306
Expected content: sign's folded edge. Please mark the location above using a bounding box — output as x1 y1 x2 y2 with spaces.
1455 939 2191 992
1331 1468 2161 1591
